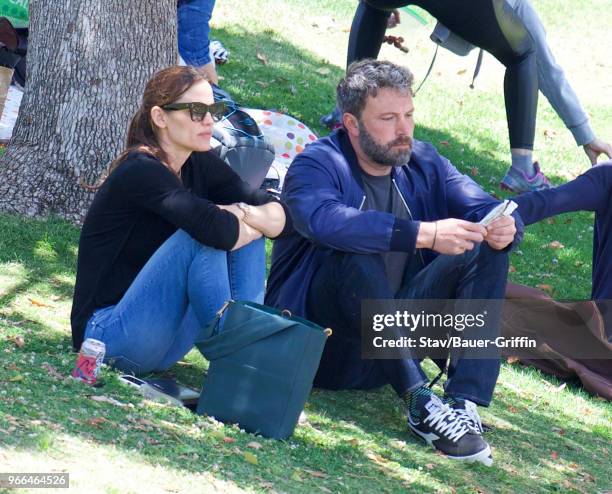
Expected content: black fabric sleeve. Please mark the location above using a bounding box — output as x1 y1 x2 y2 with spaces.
198 152 294 238
115 154 239 250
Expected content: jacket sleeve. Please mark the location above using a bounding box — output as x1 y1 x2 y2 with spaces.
282 155 419 254
443 157 524 250
116 155 239 250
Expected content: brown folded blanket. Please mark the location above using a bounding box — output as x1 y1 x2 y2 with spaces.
501 283 612 400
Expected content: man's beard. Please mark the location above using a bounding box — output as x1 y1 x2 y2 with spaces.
358 120 413 167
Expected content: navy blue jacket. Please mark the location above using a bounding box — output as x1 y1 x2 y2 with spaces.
265 129 524 315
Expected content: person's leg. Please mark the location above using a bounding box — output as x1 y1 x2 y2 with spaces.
84 230 234 374
398 243 509 406
346 1 395 66
322 0 407 129
177 0 218 83
227 237 266 303
156 237 266 369
513 0 594 146
415 0 544 191
514 162 612 307
306 251 428 396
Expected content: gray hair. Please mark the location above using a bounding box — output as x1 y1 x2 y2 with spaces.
336 59 414 118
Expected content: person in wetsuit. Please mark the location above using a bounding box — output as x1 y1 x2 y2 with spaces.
322 0 612 193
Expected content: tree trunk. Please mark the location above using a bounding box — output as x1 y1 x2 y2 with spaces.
0 0 177 222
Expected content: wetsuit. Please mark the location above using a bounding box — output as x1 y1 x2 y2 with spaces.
348 0 538 150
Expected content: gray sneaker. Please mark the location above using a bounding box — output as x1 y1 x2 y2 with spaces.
500 162 551 193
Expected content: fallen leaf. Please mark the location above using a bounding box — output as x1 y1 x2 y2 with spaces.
543 128 558 138
545 217 556 225
41 362 64 380
302 468 327 478
243 451 258 465
9 335 25 348
8 375 24 382
256 52 268 65
7 363 19 370
255 80 269 88
316 67 331 76
547 241 564 249
506 356 520 364
507 406 519 413
86 417 109 427
439 140 450 146
536 284 554 294
470 167 479 176
425 463 434 470
247 441 262 450
348 438 359 446
578 472 596 483
457 69 467 75
223 437 236 444
28 298 53 308
509 265 517 273
550 451 559 460
552 427 565 435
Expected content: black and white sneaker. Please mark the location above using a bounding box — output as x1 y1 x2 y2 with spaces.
408 394 493 466
446 397 484 433
446 397 492 433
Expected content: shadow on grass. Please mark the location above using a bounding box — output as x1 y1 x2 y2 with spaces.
2 324 610 493
0 213 78 306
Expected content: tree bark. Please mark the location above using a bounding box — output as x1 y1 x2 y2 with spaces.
0 0 177 222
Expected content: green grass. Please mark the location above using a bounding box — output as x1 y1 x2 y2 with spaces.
1 0 611 492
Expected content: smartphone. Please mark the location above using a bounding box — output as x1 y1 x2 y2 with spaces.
118 375 200 409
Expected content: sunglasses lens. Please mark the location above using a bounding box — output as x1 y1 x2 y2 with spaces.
210 102 227 121
190 103 208 122
189 102 226 122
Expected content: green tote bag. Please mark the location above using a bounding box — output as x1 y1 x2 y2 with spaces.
197 300 331 439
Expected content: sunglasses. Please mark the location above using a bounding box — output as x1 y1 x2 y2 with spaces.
161 101 227 122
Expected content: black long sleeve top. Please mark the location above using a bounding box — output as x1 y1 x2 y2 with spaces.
71 150 291 349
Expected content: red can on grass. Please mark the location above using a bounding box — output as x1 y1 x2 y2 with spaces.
71 338 105 384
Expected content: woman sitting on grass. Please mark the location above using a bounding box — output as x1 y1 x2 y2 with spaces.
70 65 290 374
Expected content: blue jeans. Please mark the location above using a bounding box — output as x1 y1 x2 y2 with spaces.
177 0 216 66
84 230 265 374
307 243 509 406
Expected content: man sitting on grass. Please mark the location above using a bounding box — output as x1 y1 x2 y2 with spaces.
265 59 523 466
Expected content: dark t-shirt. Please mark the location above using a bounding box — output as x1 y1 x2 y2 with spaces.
360 171 412 294
70 150 290 350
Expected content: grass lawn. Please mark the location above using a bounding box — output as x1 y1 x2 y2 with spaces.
1 0 611 492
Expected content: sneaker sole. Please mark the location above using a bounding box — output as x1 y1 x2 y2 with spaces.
446 444 493 467
409 424 494 467
499 180 551 193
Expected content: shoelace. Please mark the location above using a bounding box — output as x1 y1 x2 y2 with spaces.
454 400 483 433
423 398 470 443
